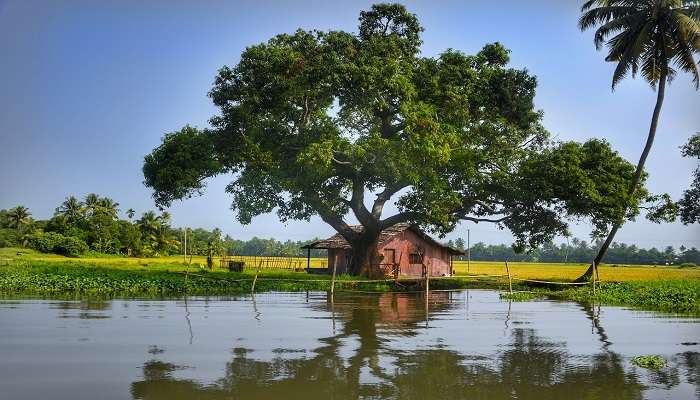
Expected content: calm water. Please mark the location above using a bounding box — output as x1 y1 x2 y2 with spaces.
0 291 698 399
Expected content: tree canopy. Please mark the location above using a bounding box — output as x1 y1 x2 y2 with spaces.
679 133 700 224
143 3 646 274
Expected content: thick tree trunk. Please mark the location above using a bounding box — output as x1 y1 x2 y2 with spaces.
348 233 381 277
576 72 666 282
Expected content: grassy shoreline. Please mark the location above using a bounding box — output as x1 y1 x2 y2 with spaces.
1 249 698 314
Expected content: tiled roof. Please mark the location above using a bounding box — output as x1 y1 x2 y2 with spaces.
302 222 464 255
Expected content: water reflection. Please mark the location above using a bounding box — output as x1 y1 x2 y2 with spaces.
51 299 112 319
130 292 663 400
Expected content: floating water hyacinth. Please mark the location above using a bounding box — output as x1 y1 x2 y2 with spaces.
631 355 666 369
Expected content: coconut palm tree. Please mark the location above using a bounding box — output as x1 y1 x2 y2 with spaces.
55 196 84 225
137 211 160 235
7 206 32 232
126 208 136 220
577 0 700 279
83 193 100 216
98 198 120 219
158 211 171 226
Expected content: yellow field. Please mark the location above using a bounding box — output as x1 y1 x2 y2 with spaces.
0 248 328 272
2 248 698 282
452 260 700 281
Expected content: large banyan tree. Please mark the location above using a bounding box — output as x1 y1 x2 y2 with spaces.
144 4 645 275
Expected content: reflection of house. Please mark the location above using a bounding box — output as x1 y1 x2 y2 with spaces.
302 223 463 277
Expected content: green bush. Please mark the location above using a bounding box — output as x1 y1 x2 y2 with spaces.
25 232 65 253
0 228 19 248
24 232 88 257
56 236 89 257
679 262 698 268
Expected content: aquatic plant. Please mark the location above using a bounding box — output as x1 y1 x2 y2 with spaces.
631 355 666 369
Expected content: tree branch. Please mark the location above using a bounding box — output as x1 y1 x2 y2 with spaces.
350 177 376 228
304 190 358 241
380 211 425 229
371 183 406 219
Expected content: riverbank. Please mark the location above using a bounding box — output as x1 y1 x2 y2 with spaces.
1 249 698 314
0 259 515 297
502 280 700 315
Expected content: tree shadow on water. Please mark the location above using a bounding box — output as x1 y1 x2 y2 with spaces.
130 292 659 400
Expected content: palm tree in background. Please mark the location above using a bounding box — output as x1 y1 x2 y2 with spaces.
159 211 171 226
55 196 84 225
84 193 100 216
137 211 160 235
97 197 120 219
577 0 700 279
7 206 32 232
126 208 136 220
137 211 177 255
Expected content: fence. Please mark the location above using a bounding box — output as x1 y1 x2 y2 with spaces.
219 255 327 271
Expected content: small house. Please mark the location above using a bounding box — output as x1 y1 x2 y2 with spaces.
302 223 464 277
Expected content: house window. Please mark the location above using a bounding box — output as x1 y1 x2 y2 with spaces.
409 253 423 264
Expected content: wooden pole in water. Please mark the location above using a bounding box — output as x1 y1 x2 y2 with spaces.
330 261 337 295
425 262 431 327
505 259 513 295
425 262 431 300
251 260 262 293
467 229 471 273
592 260 597 296
306 248 311 272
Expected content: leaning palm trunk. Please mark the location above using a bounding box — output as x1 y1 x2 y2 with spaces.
576 72 666 282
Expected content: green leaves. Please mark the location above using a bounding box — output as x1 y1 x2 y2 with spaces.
143 126 224 208
580 0 700 89
679 132 700 224
143 3 646 257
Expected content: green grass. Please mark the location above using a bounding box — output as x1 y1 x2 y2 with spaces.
1 248 699 314
501 279 700 315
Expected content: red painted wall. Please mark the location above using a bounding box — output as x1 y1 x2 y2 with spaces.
326 230 453 277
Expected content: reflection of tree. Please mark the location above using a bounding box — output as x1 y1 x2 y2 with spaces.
131 293 649 400
677 351 699 399
391 330 644 399
52 300 111 319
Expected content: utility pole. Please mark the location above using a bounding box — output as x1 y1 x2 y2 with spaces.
467 228 471 273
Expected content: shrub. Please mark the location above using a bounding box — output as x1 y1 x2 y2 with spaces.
25 232 65 253
56 236 88 257
24 232 88 257
679 262 698 268
0 228 19 247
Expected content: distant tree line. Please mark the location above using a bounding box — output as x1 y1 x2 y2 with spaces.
0 195 325 258
0 194 696 264
446 237 699 265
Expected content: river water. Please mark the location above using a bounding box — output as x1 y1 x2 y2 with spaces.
0 290 698 399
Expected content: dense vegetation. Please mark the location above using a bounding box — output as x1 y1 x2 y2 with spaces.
0 195 327 258
504 280 700 315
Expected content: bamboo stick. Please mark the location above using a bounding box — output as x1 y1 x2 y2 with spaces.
505 260 513 294
251 260 262 293
330 262 337 295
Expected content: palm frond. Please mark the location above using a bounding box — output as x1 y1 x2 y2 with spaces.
593 11 647 49
579 6 638 31
670 29 700 86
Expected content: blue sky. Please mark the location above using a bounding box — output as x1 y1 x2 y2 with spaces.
1 0 698 248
